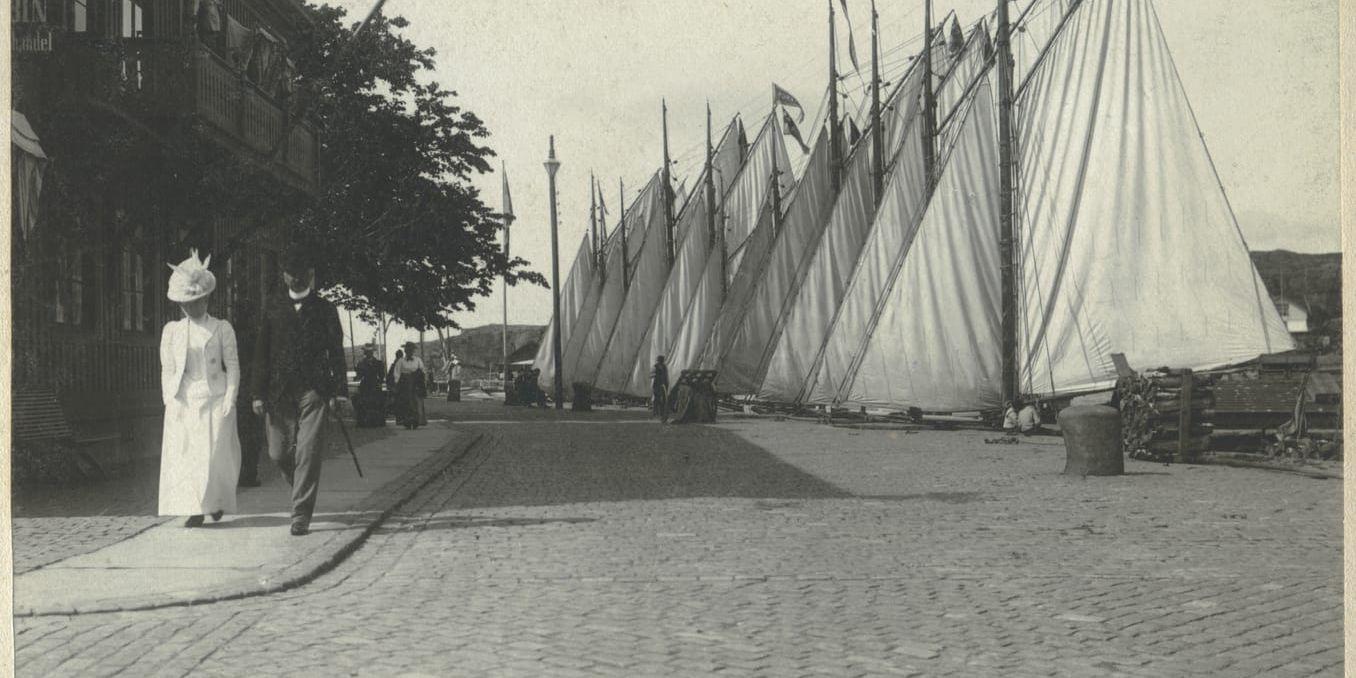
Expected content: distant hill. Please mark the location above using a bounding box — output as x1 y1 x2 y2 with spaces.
443 324 545 369
1251 250 1341 322
345 324 545 373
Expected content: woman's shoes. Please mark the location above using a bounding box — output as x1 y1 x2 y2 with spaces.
210 510 224 522
184 515 205 528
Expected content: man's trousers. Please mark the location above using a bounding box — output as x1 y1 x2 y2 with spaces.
264 390 327 527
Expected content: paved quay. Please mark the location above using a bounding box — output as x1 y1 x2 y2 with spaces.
13 416 470 616
12 399 1342 676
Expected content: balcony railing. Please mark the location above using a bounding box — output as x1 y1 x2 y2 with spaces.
192 45 318 189
49 38 319 193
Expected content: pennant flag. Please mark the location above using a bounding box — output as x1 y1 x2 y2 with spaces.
839 0 861 72
782 110 810 154
772 83 804 122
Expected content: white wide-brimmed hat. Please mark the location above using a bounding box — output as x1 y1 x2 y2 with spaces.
166 249 216 303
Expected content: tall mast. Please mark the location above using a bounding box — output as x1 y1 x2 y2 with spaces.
619 178 629 288
589 172 599 266
921 0 938 191
996 0 1020 406
706 103 726 299
870 0 884 203
661 100 676 267
828 0 842 193
705 103 717 247
595 178 608 280
770 149 784 236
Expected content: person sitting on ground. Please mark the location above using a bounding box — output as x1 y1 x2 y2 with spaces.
1002 401 1019 434
1018 401 1044 436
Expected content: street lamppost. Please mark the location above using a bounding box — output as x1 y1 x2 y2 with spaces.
544 135 564 409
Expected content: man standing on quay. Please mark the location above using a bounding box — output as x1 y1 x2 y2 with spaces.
250 249 348 536
651 355 669 423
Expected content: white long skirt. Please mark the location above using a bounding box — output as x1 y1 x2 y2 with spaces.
158 384 241 516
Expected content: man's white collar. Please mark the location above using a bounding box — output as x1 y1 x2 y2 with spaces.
289 287 312 302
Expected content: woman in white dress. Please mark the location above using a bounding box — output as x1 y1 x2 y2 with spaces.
158 250 242 528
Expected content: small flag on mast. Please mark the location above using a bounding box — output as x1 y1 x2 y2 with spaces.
782 110 810 154
772 83 805 122
839 0 862 73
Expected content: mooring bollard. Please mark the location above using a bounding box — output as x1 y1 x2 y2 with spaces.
1058 405 1123 476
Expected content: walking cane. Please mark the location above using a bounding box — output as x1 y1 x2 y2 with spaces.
324 401 364 478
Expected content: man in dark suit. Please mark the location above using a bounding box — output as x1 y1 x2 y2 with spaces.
250 249 348 536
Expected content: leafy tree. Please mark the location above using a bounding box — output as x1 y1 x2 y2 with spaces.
290 4 544 331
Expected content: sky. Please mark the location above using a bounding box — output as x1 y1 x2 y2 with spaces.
325 0 1341 354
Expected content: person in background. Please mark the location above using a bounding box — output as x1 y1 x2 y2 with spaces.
1018 400 1044 436
159 250 241 528
531 368 548 407
394 341 428 429
354 346 386 428
1002 401 1020 434
386 348 404 422
446 358 463 402
249 247 348 537
651 355 670 423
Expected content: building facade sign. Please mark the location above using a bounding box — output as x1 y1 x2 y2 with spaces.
13 23 55 53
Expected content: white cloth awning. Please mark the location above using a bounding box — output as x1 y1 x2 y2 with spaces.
12 110 49 240
12 110 47 160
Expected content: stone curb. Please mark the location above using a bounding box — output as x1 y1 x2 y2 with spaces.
15 429 485 618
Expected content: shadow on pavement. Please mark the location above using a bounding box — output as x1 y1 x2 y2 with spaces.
12 419 394 518
444 413 855 508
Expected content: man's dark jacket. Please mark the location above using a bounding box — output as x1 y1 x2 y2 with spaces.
250 293 348 406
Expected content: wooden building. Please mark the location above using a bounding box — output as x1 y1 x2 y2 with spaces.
11 0 320 463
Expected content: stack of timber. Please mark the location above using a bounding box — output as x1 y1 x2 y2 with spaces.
1116 368 1215 463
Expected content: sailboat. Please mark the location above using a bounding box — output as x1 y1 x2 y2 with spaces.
642 110 795 395
542 0 1288 416
806 0 1289 412
562 173 665 389
590 112 746 395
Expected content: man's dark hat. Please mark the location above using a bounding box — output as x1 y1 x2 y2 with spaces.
281 246 315 276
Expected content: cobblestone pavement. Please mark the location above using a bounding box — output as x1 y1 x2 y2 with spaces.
11 419 393 575
13 401 1342 677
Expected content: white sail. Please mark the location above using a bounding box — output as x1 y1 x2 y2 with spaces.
568 174 663 388
620 117 763 396
838 80 1002 411
757 65 925 402
1015 0 1291 398
803 29 992 405
532 231 597 390
657 116 793 387
592 119 744 394
707 130 835 393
